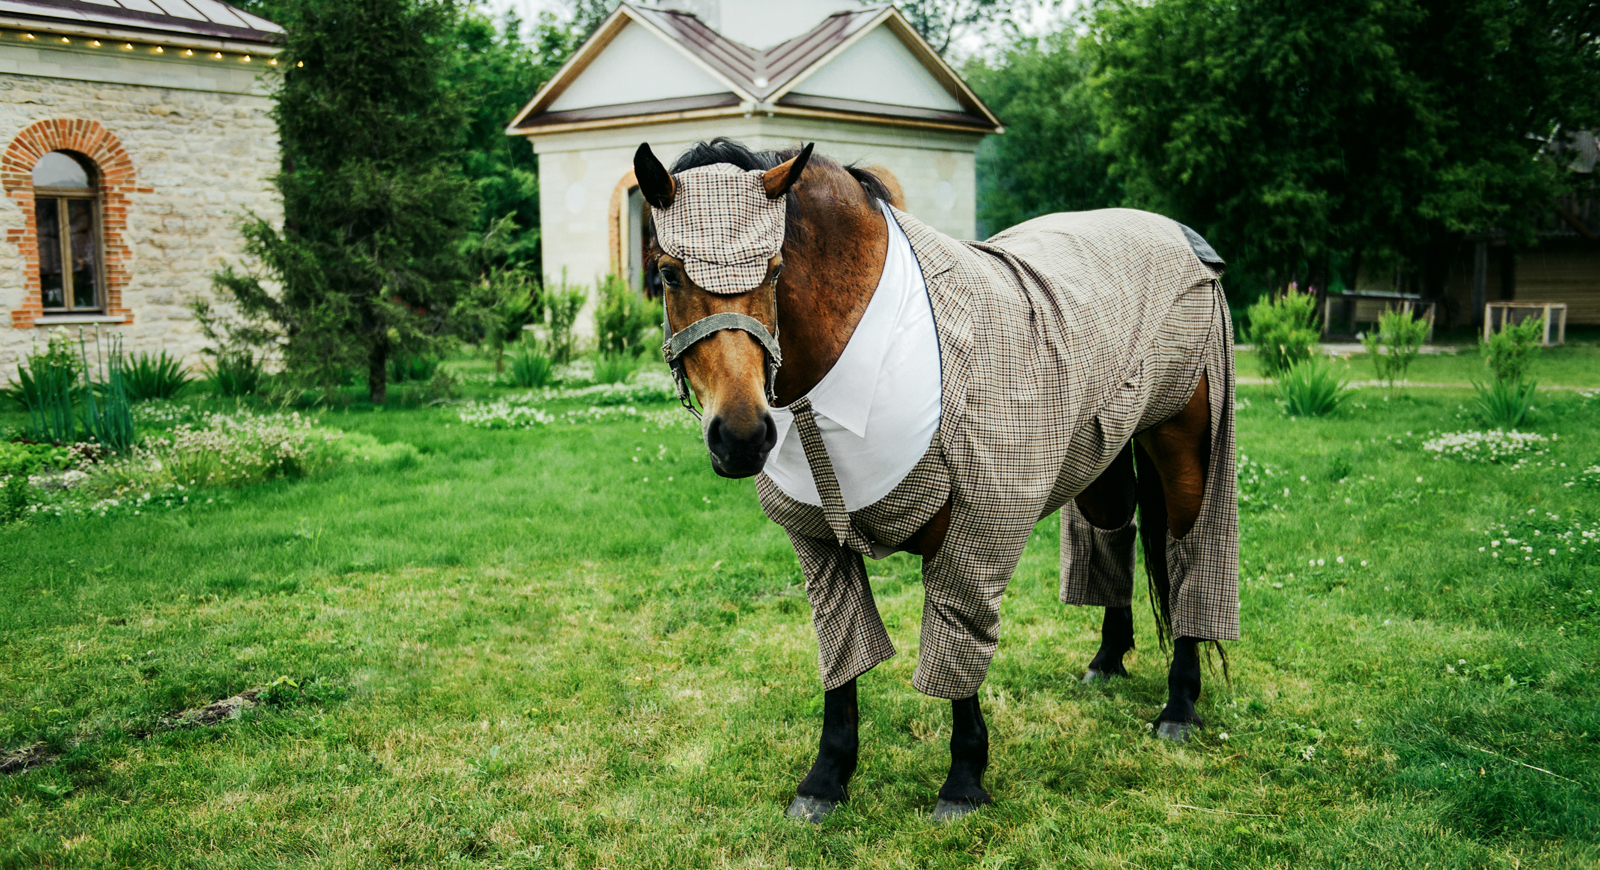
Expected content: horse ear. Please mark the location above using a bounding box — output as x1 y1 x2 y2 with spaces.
762 142 813 200
634 142 675 209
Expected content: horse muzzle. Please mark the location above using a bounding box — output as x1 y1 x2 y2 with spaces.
705 410 778 478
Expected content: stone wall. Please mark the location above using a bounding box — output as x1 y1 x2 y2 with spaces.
0 56 279 381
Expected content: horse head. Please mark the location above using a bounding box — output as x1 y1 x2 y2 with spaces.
634 141 812 478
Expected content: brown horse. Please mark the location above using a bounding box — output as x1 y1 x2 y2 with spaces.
637 138 1230 822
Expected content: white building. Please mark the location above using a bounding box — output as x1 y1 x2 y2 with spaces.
0 0 281 377
506 0 1001 337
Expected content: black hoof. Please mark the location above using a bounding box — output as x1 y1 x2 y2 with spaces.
932 798 985 822
786 795 838 824
1156 720 1195 743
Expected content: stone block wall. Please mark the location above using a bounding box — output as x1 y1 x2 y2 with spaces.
0 68 280 381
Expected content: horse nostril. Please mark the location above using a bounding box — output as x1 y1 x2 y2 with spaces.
759 411 777 452
706 416 726 453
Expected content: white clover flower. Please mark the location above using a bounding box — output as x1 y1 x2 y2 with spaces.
1336 556 1344 564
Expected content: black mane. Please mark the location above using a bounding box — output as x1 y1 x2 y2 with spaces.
669 137 893 205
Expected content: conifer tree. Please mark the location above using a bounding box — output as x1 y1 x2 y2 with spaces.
215 0 475 403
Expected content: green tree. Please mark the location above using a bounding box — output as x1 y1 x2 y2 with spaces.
214 0 476 404
1087 0 1600 302
964 31 1120 235
449 8 582 276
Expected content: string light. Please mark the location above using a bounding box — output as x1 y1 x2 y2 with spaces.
184 49 193 56
59 36 68 43
268 58 277 65
212 52 222 59
22 33 34 39
123 43 133 50
91 40 101 47
154 46 163 53
296 60 303 67
242 54 250 62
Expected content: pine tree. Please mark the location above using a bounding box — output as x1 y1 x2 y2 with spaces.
215 0 475 403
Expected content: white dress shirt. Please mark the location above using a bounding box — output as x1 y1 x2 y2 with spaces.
765 203 942 511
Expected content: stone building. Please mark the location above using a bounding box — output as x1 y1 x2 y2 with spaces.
0 0 281 379
506 0 1001 338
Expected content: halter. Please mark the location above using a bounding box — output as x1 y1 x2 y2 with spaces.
661 302 782 420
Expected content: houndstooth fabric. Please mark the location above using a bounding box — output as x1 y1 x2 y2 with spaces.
757 206 1239 699
651 164 784 295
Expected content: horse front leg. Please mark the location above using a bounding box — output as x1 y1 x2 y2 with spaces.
787 679 858 823
932 694 992 820
1155 637 1203 742
1083 605 1135 683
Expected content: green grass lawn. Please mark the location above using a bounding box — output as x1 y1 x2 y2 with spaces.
1239 328 1600 387
2 357 1598 868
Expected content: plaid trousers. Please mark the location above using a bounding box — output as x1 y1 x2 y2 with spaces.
758 208 1239 699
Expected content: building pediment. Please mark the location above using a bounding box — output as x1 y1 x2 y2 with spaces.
508 3 1000 137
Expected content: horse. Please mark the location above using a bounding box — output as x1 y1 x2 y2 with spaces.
635 137 1238 822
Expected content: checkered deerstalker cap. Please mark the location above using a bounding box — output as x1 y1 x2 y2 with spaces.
652 164 785 295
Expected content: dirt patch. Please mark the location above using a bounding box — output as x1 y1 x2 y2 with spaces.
1 743 58 775
163 689 261 729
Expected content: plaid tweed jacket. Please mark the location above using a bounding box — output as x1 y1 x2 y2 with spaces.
757 206 1239 699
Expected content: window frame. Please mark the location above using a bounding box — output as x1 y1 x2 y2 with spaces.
33 180 105 315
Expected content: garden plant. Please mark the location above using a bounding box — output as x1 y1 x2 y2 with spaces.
1243 283 1320 378
1361 305 1431 391
1475 315 1546 429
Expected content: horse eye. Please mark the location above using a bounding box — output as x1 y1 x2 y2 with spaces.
661 266 681 287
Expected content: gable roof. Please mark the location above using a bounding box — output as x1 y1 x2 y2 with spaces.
0 0 281 48
507 3 1000 137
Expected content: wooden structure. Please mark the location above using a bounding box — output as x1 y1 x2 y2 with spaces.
505 0 1001 339
1484 301 1568 346
1322 293 1436 342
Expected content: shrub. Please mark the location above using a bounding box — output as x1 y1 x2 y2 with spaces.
124 350 192 401
1244 284 1320 378
594 273 662 357
0 441 72 476
1482 315 1544 384
592 349 639 385
388 353 442 383
535 276 587 363
9 332 81 444
1277 356 1347 416
204 348 264 397
1473 314 1543 428
506 343 556 388
1361 307 1430 389
1473 377 1538 429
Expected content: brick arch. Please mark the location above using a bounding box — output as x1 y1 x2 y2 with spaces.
3 119 144 327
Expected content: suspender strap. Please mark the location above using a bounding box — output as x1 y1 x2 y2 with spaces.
789 397 873 555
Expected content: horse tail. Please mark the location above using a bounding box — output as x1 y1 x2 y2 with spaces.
1132 440 1172 652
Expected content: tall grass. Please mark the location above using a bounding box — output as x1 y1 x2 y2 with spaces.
1474 315 1544 428
506 343 556 388
1277 356 1347 416
124 350 192 401
12 337 78 444
204 348 264 398
79 333 135 453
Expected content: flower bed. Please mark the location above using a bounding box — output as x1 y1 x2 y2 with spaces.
1421 430 1550 463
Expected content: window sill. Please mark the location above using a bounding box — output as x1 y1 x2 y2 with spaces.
34 315 125 325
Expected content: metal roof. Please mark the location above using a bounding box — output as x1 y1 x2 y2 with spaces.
0 0 281 45
628 5 878 101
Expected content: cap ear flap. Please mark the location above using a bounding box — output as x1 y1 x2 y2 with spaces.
762 142 813 200
634 142 676 209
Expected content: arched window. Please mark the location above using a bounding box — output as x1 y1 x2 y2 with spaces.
32 151 101 313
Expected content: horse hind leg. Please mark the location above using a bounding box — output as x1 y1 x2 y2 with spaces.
1133 372 1213 743
1070 444 1138 683
932 694 992 821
